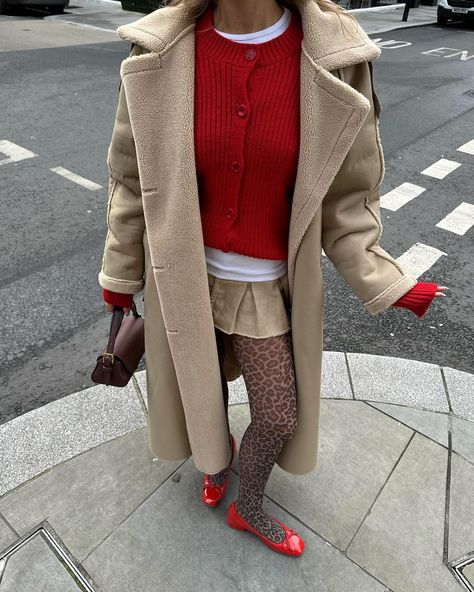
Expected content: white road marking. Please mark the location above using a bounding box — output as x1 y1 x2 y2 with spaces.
457 139 474 155
50 166 102 190
396 243 447 278
44 17 117 34
420 158 461 179
421 47 474 60
372 38 413 50
0 140 37 166
435 202 474 236
380 182 426 211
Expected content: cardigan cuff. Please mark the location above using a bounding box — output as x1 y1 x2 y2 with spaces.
102 288 134 308
391 282 439 317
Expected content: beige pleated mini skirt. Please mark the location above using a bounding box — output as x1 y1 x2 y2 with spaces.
207 271 291 339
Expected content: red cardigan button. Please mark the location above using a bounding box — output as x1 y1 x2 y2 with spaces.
237 104 247 117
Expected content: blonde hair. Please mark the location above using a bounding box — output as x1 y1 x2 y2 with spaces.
163 0 359 38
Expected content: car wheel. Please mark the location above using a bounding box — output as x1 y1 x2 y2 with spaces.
49 4 64 12
437 14 448 25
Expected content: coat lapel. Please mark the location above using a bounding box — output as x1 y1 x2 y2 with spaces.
288 56 371 289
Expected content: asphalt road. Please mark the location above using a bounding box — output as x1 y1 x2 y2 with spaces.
0 12 473 423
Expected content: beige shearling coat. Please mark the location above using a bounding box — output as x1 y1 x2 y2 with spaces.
98 0 418 476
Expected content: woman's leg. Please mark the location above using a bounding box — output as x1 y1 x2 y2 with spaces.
231 330 297 543
208 327 233 486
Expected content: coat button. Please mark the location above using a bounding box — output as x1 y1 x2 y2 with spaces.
245 48 256 60
231 161 241 172
225 208 234 218
237 104 247 117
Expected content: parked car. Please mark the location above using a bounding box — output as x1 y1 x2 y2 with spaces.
437 0 474 25
0 0 68 14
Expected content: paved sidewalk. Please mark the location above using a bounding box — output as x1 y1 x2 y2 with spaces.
0 352 473 591
349 4 438 34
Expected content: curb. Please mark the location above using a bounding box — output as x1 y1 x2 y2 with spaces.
0 352 472 498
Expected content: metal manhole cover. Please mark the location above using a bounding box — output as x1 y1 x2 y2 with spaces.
0 521 99 592
451 553 474 592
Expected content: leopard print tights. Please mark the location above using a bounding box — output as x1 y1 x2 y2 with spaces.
208 327 297 544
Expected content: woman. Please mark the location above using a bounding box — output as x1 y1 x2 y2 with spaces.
99 0 447 557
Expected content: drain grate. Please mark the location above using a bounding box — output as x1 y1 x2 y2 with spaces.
0 521 99 591
451 553 474 592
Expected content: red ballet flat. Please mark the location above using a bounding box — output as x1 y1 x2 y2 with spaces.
227 501 305 556
201 433 237 507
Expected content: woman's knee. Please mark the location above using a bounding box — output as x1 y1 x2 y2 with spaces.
256 401 298 440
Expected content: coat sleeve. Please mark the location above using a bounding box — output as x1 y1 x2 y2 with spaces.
321 60 418 316
98 44 146 295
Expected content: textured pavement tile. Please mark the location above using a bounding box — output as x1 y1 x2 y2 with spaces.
0 516 17 554
83 457 385 592
368 402 449 448
0 381 146 496
443 367 474 422
448 453 474 563
347 353 449 412
0 534 81 591
347 433 462 592
229 400 412 550
321 351 353 399
451 416 474 464
0 428 181 562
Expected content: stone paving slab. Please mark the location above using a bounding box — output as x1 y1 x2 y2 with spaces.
0 517 17 558
448 453 474 564
443 367 474 422
368 402 449 448
451 415 474 465
229 400 413 550
0 534 81 592
83 457 386 592
347 353 449 413
347 433 462 592
0 428 180 562
321 351 353 399
0 380 146 496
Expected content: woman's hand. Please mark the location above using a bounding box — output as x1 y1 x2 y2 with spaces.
105 303 131 316
434 286 449 298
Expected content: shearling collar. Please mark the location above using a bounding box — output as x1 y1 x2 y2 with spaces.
115 0 380 71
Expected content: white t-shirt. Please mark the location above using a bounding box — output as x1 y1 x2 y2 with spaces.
205 7 291 282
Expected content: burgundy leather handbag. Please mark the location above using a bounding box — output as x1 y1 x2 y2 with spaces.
91 300 145 387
